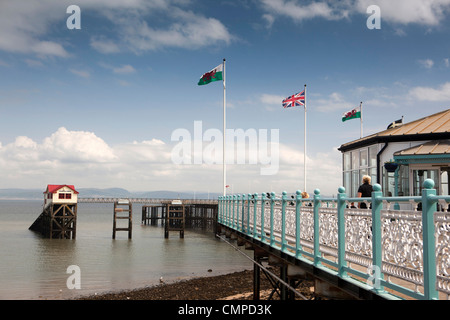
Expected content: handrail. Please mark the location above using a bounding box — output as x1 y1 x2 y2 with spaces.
218 179 450 300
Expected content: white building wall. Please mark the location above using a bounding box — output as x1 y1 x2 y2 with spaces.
44 186 78 208
379 140 428 164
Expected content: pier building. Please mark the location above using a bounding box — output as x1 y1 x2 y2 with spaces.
338 108 450 200
29 184 78 239
43 184 79 208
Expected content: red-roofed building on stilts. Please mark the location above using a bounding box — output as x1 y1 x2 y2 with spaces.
29 185 79 239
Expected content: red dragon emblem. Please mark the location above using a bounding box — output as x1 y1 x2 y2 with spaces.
201 70 217 82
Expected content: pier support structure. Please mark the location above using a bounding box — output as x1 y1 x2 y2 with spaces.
29 203 77 239
142 202 218 235
112 200 132 239
142 205 166 226
217 224 362 300
165 201 185 238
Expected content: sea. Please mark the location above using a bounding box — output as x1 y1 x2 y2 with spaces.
0 200 253 300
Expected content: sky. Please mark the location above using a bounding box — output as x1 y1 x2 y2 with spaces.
0 0 449 197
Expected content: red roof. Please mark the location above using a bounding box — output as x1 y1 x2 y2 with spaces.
45 184 79 194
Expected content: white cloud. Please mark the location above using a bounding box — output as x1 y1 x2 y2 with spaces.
90 37 121 54
312 92 355 112
0 1 70 57
41 127 117 162
409 82 450 102
356 0 450 26
89 3 234 54
113 65 136 74
120 9 234 52
0 0 233 57
262 14 275 29
69 69 91 78
418 59 434 69
99 63 137 75
260 0 350 22
260 0 450 27
0 127 342 195
25 59 44 67
260 93 285 106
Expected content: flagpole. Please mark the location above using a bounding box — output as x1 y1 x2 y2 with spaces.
223 58 227 196
304 84 307 193
360 101 363 138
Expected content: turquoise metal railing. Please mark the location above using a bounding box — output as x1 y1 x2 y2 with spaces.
218 179 450 300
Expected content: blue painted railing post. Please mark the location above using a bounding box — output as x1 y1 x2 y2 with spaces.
371 184 385 293
228 195 232 226
261 192 266 242
337 186 347 277
270 192 275 246
236 194 240 231
218 196 222 223
232 195 236 228
247 194 251 235
241 194 246 232
421 179 438 300
223 195 226 225
295 190 302 258
281 191 287 252
253 193 258 237
226 195 230 226
313 189 321 267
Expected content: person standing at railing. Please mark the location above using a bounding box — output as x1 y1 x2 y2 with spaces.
301 191 312 206
357 175 373 209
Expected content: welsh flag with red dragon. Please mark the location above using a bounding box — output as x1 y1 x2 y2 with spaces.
198 64 223 86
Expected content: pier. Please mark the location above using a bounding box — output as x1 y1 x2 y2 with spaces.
29 187 219 240
217 179 450 300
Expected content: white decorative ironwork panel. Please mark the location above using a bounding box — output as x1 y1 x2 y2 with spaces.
285 205 296 237
345 209 373 259
381 210 424 281
319 208 338 248
300 207 314 243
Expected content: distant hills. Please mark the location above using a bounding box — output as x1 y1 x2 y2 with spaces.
0 188 220 200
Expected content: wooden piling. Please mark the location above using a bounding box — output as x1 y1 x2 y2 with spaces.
165 201 185 238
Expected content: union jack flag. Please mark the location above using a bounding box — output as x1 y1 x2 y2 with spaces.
282 90 305 108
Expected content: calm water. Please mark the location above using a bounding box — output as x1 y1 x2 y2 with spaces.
0 200 252 300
